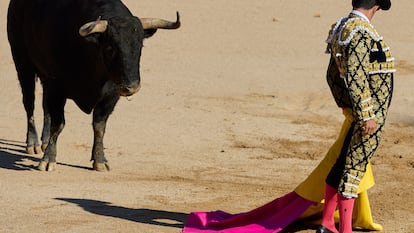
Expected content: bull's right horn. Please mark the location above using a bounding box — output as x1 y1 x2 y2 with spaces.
140 11 181 30
79 16 108 37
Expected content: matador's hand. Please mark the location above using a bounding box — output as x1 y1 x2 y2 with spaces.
363 119 377 135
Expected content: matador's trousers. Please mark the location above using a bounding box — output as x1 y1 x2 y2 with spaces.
326 108 385 198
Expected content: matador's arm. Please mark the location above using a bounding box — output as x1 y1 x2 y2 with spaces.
345 31 375 122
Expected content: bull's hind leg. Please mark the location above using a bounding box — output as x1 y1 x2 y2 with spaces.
11 50 42 154
25 97 42 154
40 90 51 151
91 93 120 171
38 82 66 171
8 9 42 155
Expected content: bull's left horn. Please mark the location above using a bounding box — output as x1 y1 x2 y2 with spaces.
140 11 181 30
79 17 108 37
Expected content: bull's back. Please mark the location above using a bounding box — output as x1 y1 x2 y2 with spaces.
8 0 84 76
8 0 132 78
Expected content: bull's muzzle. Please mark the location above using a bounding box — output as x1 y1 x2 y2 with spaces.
119 82 141 96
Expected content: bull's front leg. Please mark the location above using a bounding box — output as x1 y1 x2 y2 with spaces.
92 120 110 171
38 123 64 171
91 94 119 171
37 83 66 171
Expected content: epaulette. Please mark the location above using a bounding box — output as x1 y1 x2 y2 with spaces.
338 18 382 46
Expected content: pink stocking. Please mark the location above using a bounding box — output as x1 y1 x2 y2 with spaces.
321 184 339 233
338 195 355 233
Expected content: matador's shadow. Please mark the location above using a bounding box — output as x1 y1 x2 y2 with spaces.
55 198 188 229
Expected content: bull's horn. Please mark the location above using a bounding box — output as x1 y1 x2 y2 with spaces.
79 17 108 37
140 11 181 30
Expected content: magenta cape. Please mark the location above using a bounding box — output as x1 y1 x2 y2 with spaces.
181 191 314 233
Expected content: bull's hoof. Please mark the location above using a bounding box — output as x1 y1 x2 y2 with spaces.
38 161 56 171
27 146 43 155
93 162 111 172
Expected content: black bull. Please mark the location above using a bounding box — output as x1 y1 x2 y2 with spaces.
7 0 180 171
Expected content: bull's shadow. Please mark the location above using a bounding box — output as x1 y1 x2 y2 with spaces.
0 138 93 171
55 198 188 229
0 138 40 170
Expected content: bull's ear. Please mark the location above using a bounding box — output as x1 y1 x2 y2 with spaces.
143 29 157 39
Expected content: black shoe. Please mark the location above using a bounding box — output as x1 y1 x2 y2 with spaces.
315 225 335 233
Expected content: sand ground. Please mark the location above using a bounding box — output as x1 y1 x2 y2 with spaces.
0 0 413 232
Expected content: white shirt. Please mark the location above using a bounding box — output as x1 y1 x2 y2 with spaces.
351 10 370 22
